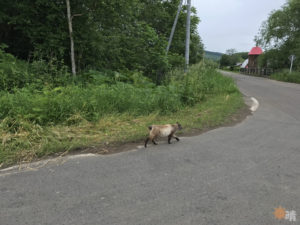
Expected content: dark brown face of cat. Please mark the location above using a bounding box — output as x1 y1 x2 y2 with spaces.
177 122 183 130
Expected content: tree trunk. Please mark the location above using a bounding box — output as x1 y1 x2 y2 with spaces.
66 0 76 76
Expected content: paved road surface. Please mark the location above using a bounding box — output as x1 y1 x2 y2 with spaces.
1 71 299 225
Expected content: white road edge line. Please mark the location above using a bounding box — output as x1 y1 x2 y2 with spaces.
0 153 97 177
1 98 260 176
250 97 259 112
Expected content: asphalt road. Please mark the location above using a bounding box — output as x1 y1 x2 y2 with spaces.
1 71 299 225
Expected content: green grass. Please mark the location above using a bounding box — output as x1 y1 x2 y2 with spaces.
0 63 238 126
0 83 184 125
270 70 300 84
0 93 244 168
0 63 245 168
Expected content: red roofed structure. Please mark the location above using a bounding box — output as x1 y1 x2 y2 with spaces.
240 46 273 76
248 46 263 68
249 46 263 55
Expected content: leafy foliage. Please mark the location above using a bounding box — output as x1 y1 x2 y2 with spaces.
255 0 300 70
0 0 204 82
0 46 71 91
0 46 31 90
0 63 239 126
219 49 248 69
270 70 300 83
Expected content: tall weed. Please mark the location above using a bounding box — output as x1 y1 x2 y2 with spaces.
0 62 239 127
270 70 300 84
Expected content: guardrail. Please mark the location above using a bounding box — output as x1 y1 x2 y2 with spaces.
240 68 273 76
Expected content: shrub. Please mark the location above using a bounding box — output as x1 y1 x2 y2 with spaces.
270 70 300 84
0 46 73 91
0 47 32 91
0 62 239 127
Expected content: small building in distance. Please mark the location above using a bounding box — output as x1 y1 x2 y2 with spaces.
240 46 272 76
241 59 249 69
248 46 263 68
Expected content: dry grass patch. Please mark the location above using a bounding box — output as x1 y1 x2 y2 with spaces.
0 92 245 168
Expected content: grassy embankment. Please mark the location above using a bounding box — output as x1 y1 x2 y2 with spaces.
270 70 300 84
222 66 300 84
0 62 244 168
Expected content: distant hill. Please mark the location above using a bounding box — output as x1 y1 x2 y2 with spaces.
204 51 223 61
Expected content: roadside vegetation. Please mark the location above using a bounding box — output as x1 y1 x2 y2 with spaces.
219 49 248 71
0 55 244 168
255 0 300 83
270 70 300 84
0 1 245 168
217 0 300 84
0 0 203 83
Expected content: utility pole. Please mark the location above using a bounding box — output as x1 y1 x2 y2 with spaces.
166 0 184 55
184 0 191 73
66 0 76 76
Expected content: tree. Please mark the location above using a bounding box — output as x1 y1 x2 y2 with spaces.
138 0 203 66
0 0 204 80
220 54 231 67
226 49 237 55
220 49 243 69
255 0 300 69
0 0 68 60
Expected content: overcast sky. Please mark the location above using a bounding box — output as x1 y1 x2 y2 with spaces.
193 0 287 53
